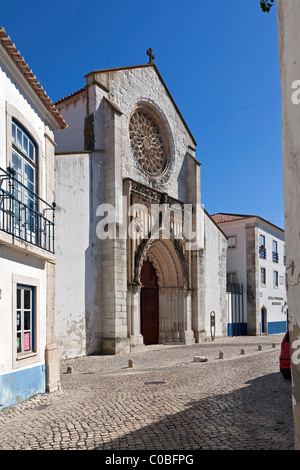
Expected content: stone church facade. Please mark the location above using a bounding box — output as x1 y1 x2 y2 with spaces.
53 61 227 358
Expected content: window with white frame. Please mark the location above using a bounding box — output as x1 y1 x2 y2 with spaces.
227 236 236 249
260 234 265 247
11 120 38 238
261 267 266 285
274 270 279 288
16 285 35 356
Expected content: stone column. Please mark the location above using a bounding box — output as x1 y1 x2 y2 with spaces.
245 223 260 335
44 129 60 393
128 283 144 351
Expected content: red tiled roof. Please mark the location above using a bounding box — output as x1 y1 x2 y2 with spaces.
211 213 255 224
55 87 86 106
211 213 285 233
0 27 66 129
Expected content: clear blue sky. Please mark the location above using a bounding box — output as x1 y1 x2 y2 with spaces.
0 0 284 228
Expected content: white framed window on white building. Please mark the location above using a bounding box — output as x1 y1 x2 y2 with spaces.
16 285 35 355
12 274 40 369
11 119 38 241
274 270 279 288
228 236 236 249
272 240 279 263
261 267 266 286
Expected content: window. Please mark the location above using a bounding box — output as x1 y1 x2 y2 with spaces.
274 271 279 288
260 234 265 247
16 285 35 356
11 120 38 239
272 240 279 263
261 267 266 285
227 272 237 284
228 236 236 249
259 234 266 259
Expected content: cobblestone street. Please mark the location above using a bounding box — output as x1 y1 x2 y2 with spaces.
0 334 294 452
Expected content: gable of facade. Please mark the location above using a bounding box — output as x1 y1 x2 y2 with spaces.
53 62 227 359
0 27 66 409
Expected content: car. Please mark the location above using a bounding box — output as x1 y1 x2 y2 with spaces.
280 331 291 380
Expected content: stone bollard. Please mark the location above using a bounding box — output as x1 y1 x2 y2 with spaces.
193 356 208 362
66 366 73 374
241 348 245 355
258 344 262 351
219 351 224 359
128 359 134 368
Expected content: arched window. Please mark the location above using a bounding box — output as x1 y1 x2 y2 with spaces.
11 119 38 238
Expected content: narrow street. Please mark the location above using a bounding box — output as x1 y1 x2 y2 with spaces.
0 334 294 451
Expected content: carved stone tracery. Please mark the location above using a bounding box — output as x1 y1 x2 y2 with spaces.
129 108 168 177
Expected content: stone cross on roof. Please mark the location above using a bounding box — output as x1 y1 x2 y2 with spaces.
146 48 155 64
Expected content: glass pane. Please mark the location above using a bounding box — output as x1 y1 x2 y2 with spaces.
12 151 22 175
17 128 22 149
24 332 31 351
17 288 21 309
24 163 34 185
17 333 21 353
24 310 31 330
12 123 16 143
23 135 28 155
24 289 31 309
16 311 21 330
29 142 34 161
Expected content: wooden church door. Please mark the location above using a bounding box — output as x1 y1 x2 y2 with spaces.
140 260 159 345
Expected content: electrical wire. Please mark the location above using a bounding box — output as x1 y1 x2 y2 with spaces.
190 92 281 130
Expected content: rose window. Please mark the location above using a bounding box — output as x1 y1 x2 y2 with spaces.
129 109 168 177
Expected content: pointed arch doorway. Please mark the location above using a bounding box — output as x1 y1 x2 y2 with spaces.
140 260 159 345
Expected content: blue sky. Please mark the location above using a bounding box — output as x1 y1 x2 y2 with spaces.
0 0 284 228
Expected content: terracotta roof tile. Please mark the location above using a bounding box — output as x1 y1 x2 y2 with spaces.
55 87 86 106
211 213 255 224
211 213 285 233
0 27 66 129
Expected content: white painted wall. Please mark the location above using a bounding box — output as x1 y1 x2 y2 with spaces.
0 247 46 374
54 153 91 359
217 217 287 332
203 213 227 337
55 95 86 153
0 61 46 170
257 222 287 327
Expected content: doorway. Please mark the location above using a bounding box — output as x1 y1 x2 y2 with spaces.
261 307 267 334
140 260 159 345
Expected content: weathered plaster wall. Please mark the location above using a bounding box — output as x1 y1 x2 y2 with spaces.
203 213 227 338
278 0 300 448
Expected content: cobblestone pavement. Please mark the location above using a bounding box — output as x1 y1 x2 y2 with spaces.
0 334 294 451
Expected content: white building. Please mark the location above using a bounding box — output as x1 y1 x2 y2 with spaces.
53 60 228 359
0 27 66 409
212 213 287 336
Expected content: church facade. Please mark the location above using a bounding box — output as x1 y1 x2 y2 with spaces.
53 60 227 358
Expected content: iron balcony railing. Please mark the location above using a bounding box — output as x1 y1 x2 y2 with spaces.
272 251 279 263
259 247 266 259
0 166 55 253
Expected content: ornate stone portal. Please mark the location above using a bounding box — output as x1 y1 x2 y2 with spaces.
125 178 195 350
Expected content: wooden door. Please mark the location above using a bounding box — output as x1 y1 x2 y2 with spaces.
141 261 159 345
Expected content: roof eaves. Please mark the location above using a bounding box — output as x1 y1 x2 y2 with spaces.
0 27 67 129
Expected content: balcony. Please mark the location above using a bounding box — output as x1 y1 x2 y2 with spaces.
272 251 279 263
259 247 266 259
0 167 55 254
